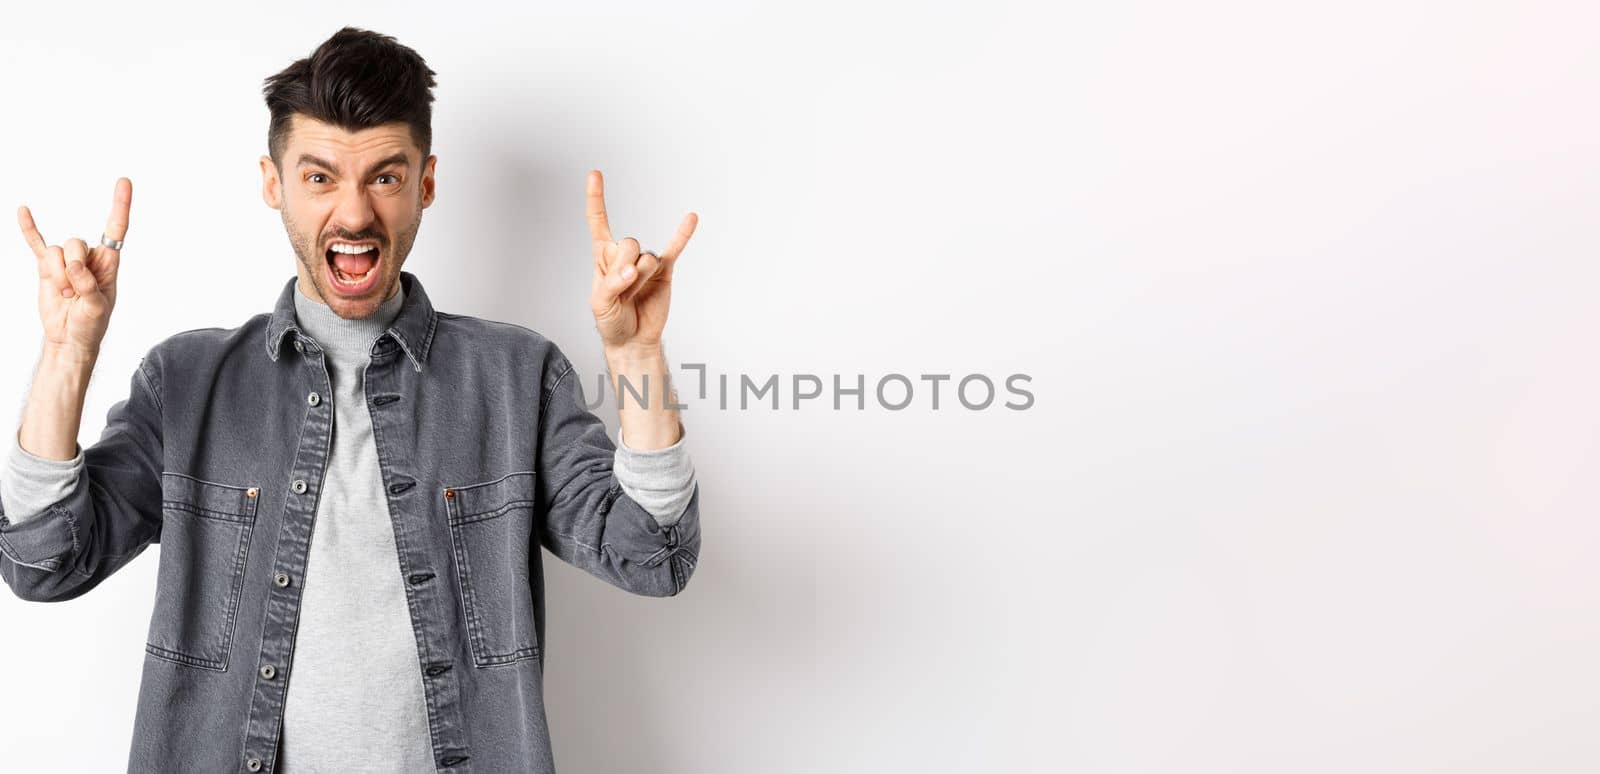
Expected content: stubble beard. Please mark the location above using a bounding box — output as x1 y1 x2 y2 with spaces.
282 207 422 320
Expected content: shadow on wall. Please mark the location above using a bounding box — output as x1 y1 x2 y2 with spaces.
466 142 791 769
445 141 589 339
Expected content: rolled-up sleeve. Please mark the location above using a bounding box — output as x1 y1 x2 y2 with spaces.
614 422 697 528
2 428 85 527
534 350 701 597
0 355 164 603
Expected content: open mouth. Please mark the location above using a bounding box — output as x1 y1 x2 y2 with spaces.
324 241 382 294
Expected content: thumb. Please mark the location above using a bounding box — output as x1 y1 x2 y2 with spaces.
64 257 103 301
599 262 635 306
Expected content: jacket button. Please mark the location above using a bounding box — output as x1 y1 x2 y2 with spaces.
259 664 277 679
307 391 321 407
292 479 307 494
246 487 258 498
443 487 455 499
274 572 291 587
293 340 304 353
246 757 263 771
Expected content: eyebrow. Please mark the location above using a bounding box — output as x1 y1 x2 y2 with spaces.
295 151 411 176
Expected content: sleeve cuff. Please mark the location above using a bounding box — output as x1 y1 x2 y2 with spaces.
2 428 85 527
617 420 687 455
613 422 696 527
10 429 85 469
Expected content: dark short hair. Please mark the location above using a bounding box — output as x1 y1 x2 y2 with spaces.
262 26 438 167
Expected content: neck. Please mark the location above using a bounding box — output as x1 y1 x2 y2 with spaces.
292 280 407 365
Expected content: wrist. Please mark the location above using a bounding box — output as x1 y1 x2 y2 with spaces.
603 342 664 369
40 342 99 373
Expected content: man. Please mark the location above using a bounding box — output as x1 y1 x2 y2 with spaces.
0 27 702 773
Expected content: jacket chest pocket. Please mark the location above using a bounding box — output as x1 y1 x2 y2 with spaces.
444 471 540 667
146 472 259 671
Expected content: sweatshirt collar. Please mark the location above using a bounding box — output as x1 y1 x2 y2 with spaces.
265 270 437 371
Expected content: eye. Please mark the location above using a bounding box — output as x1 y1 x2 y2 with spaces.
376 174 400 185
308 173 329 184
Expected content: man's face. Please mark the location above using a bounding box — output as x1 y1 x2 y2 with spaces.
260 114 436 319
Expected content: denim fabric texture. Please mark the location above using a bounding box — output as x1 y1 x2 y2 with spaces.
0 270 702 773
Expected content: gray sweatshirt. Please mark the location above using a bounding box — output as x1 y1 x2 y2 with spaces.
3 280 697 772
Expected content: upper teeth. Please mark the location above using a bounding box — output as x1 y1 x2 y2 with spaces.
330 243 375 254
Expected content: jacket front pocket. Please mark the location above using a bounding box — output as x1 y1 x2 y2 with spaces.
145 472 259 671
444 471 540 667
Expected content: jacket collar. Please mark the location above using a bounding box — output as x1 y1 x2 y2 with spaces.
264 270 437 372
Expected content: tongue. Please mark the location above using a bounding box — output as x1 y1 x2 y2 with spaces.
333 251 377 275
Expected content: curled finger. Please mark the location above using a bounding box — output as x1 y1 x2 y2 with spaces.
622 251 660 300
60 239 90 297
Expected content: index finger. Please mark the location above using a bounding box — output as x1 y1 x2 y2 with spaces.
585 169 612 245
16 205 48 260
103 177 132 244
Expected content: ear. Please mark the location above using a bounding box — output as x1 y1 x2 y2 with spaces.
260 155 282 209
420 154 437 210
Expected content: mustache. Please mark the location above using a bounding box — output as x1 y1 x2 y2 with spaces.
322 232 386 248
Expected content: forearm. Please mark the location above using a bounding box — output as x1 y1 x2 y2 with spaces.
1 352 164 601
603 343 681 450
539 341 699 596
17 344 96 462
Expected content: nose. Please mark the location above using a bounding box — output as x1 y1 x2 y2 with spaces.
330 179 376 234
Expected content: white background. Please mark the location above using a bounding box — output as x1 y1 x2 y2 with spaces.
2 1 1597 771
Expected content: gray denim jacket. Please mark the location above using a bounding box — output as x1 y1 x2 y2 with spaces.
0 271 702 773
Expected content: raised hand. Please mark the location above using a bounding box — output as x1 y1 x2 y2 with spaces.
19 177 131 360
586 169 697 351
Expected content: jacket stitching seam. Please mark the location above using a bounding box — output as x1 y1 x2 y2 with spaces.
543 527 601 556
137 356 163 414
539 360 575 427
0 531 59 571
